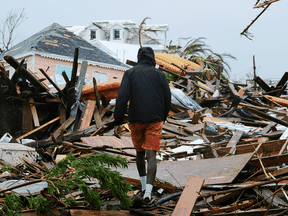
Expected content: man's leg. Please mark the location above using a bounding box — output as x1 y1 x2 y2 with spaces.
136 151 146 192
142 122 163 203
143 150 157 203
146 150 157 184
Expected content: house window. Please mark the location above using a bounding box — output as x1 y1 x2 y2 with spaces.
56 65 72 79
113 29 120 40
90 30 96 40
93 71 108 83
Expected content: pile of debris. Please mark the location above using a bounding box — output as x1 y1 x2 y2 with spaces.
1 49 288 215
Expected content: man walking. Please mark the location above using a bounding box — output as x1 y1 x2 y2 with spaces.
113 47 171 204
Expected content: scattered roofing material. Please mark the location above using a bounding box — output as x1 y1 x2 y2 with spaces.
155 53 201 74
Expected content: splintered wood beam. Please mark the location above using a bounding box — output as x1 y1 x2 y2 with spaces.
29 97 40 127
260 122 277 135
244 107 288 127
254 76 272 92
126 59 137 66
228 83 240 97
172 176 204 216
279 138 288 155
39 68 66 99
227 130 243 155
80 100 96 129
16 116 60 141
93 77 101 109
50 117 75 140
253 0 279 8
200 175 288 198
276 72 288 89
22 101 33 134
93 108 103 129
59 104 66 124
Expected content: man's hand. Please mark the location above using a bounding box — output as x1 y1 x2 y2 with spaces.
114 125 122 139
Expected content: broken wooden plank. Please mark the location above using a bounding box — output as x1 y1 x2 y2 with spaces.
22 101 33 134
279 138 288 155
29 97 40 127
227 130 244 155
16 116 60 141
4 55 52 95
183 123 204 134
93 77 101 109
228 83 240 97
249 154 288 169
254 187 287 207
59 104 66 125
70 210 134 216
276 71 288 89
166 118 192 127
81 136 134 149
205 139 287 158
66 48 79 117
254 0 280 8
251 166 288 182
260 122 277 135
244 107 288 127
170 110 193 120
254 76 272 92
199 200 254 215
197 190 242 206
172 176 204 216
39 68 66 98
79 100 96 129
51 117 75 139
162 123 190 136
94 109 104 129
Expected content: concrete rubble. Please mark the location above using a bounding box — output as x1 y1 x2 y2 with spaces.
1 49 288 215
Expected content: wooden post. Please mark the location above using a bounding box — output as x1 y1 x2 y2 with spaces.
22 101 33 134
93 77 101 109
29 97 40 127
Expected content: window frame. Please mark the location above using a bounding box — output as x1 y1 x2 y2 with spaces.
90 30 96 40
113 29 120 40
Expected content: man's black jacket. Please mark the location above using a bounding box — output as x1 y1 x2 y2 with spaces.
114 47 171 125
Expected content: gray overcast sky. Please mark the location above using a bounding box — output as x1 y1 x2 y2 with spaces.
1 0 287 82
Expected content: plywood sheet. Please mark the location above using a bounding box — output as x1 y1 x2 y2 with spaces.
81 136 134 149
113 153 253 186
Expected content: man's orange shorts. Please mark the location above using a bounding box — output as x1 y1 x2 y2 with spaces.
129 122 163 152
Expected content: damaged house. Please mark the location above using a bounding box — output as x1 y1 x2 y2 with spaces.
0 22 130 85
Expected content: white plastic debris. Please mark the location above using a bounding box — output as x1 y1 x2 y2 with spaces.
212 89 220 98
0 133 14 143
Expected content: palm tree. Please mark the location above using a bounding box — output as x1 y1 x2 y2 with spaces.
166 37 212 59
200 52 237 77
166 37 236 78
